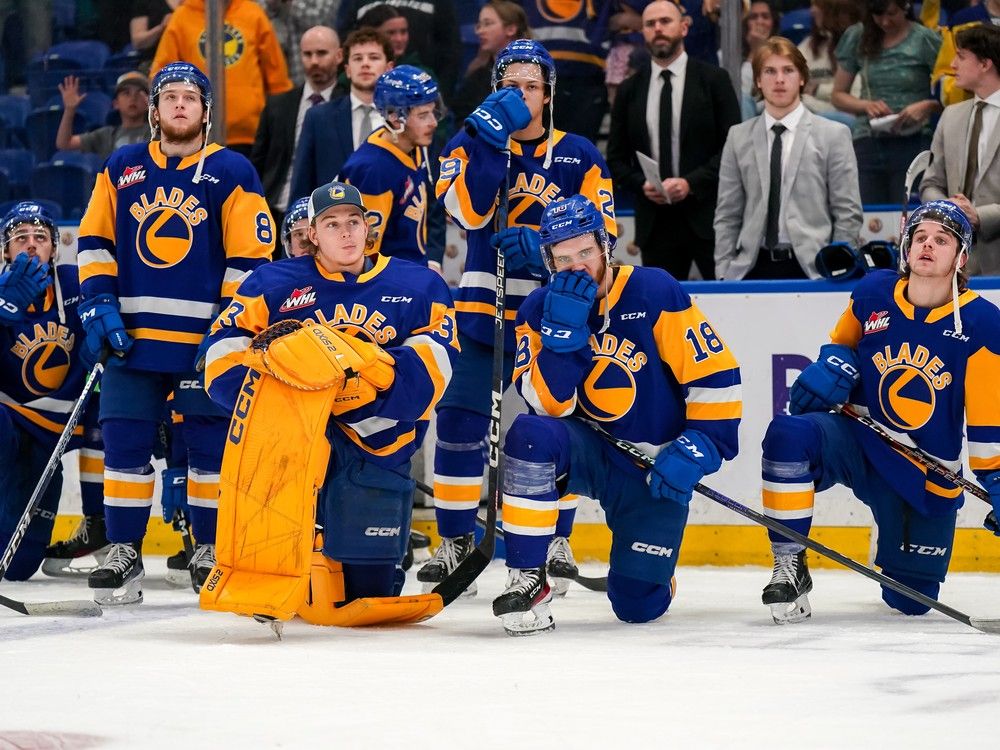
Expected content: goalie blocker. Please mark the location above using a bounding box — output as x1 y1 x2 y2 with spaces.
200 181 459 628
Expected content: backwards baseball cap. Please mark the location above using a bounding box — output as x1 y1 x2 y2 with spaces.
115 71 150 95
308 181 366 223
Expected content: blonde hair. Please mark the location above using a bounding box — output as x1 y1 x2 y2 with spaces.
750 36 810 97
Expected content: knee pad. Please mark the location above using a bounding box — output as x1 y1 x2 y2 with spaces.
101 418 158 469
503 414 566 464
435 407 488 447
607 570 672 623
762 415 821 465
880 569 939 616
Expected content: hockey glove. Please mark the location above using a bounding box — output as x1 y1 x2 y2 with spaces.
982 472 1000 536
789 344 860 415
326 328 396 391
540 270 597 353
464 88 531 150
194 329 213 372
647 430 722 506
0 253 52 322
160 467 189 524
77 293 132 362
492 226 545 279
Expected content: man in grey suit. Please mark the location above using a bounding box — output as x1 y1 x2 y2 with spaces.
715 37 862 280
921 25 1000 276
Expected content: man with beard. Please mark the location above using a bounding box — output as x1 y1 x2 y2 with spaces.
76 62 273 606
607 0 740 280
252 26 342 235
291 28 394 201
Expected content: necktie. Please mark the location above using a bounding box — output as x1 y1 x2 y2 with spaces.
308 93 324 107
963 101 986 199
658 69 673 179
359 105 374 144
765 123 787 251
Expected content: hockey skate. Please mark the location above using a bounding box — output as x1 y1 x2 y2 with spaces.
88 542 144 606
762 549 813 624
164 548 192 588
546 536 578 597
189 543 216 594
493 567 554 636
41 514 112 578
416 533 477 597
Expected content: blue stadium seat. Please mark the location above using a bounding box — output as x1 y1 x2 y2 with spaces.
0 95 30 148
0 148 35 192
31 162 95 219
39 41 112 72
51 150 104 173
25 105 85 163
780 8 813 46
0 198 62 220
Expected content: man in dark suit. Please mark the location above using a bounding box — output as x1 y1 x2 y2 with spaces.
252 25 342 236
290 28 394 203
607 0 740 280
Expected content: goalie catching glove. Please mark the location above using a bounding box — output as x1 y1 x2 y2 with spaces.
244 319 395 393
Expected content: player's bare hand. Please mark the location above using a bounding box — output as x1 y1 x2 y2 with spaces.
642 181 669 205
662 177 690 203
863 99 892 119
58 75 86 110
950 194 981 229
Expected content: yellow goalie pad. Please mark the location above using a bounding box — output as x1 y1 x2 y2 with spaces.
200 367 337 621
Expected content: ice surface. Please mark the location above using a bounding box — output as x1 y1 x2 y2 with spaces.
2 561 1000 749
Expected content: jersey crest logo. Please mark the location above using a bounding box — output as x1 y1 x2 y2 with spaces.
117 166 147 189
577 333 648 422
537 0 585 23
864 310 890 335
279 286 317 313
11 321 75 396
130 187 208 269
872 343 952 431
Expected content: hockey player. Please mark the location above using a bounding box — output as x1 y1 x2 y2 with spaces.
492 194 741 634
0 201 105 580
420 39 616 596
760 200 1000 624
76 62 273 605
281 197 315 258
202 180 458 612
339 66 444 268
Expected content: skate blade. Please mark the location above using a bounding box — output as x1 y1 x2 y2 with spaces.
768 594 811 625
164 568 194 589
92 572 145 607
40 544 113 578
253 614 284 640
500 602 555 637
548 576 571 598
421 580 477 598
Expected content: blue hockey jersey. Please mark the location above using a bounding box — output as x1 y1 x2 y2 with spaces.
203 254 459 467
520 1 614 78
437 128 615 350
513 264 741 472
831 270 1000 515
77 141 273 373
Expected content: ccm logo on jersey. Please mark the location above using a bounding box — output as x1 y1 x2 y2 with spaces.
863 310 890 335
631 542 674 557
364 527 400 537
381 295 413 303
900 544 947 556
177 380 203 389
553 156 581 164
620 311 646 320
279 286 317 312
943 329 970 342
117 166 147 188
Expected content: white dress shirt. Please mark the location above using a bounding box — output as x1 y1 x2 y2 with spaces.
645 51 687 179
763 102 806 245
351 92 386 150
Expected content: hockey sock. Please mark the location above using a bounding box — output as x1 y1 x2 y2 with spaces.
183 416 227 545
102 418 157 542
761 415 821 544
78 446 105 517
555 493 580 538
433 407 488 538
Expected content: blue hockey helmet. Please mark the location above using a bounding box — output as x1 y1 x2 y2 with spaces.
2 201 57 253
492 39 556 92
281 197 312 257
538 194 609 272
151 61 213 109
374 65 441 123
900 199 974 265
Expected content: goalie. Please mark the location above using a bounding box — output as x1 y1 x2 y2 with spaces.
201 181 458 626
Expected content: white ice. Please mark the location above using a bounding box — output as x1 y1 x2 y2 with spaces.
2 560 1000 749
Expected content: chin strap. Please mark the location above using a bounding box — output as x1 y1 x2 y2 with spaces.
951 251 964 335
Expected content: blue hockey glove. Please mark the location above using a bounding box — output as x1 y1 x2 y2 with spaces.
982 472 1000 536
464 88 531 150
160 467 189 524
492 226 545 279
0 253 52 322
789 343 860 415
78 293 133 362
647 430 722 506
540 270 597 353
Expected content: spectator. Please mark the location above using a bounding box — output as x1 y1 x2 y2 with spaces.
606 2 644 107
931 0 998 107
151 0 294 157
259 0 343 85
607 0 740 279
797 0 862 125
252 26 341 233
130 0 183 72
921 25 1000 274
831 0 942 205
337 0 460 101
715 36 862 279
741 1 780 119
451 1 529 125
358 5 414 62
55 73 152 161
290 27 393 201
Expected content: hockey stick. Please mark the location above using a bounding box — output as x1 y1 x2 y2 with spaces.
834 404 999 532
0 362 106 617
900 149 933 239
157 421 196 576
586 421 1000 635
432 147 513 606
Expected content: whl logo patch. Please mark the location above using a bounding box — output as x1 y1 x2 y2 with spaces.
117 166 147 188
864 310 890 335
279 286 316 313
